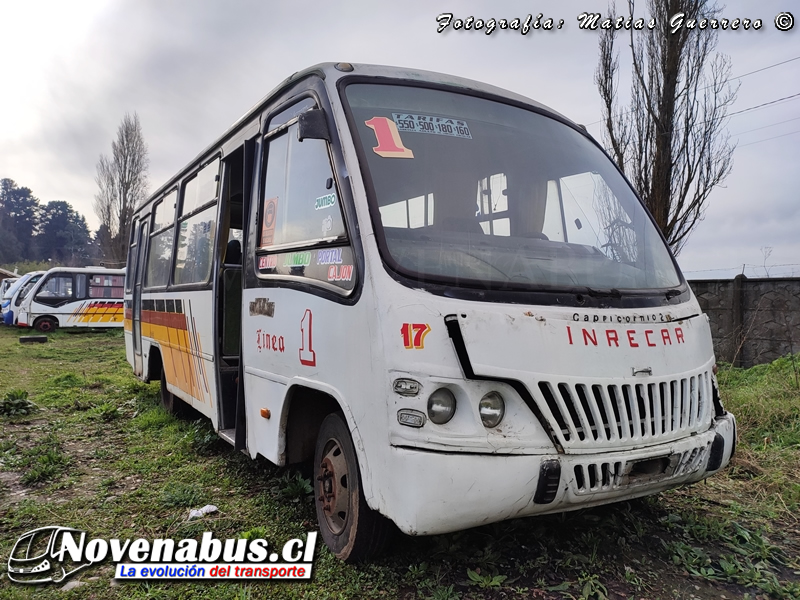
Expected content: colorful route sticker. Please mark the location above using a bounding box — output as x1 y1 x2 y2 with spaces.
258 255 277 270
392 113 472 139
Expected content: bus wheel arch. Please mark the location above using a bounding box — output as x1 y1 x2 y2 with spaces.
313 412 394 562
33 316 58 333
146 345 163 384
283 386 341 465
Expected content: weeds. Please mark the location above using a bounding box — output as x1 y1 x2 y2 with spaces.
186 420 226 455
577 572 609 600
271 470 313 502
465 568 506 589
160 482 204 508
15 432 70 484
428 584 459 600
0 389 37 416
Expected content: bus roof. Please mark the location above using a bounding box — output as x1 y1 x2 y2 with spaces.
138 62 572 212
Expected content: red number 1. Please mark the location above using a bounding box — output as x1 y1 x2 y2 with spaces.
299 309 316 366
365 117 414 159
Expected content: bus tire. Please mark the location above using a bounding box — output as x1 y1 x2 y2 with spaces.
34 317 58 333
313 413 393 562
160 368 190 418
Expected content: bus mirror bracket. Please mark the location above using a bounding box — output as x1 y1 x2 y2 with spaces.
298 109 330 142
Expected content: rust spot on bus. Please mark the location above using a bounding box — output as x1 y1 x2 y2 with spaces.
249 298 275 317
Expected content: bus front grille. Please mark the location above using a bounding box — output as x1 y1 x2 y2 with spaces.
536 371 712 450
572 443 710 494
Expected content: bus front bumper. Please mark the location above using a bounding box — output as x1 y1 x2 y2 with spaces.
380 412 735 536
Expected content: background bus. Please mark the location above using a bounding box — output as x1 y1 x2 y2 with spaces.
0 277 18 298
2 271 44 326
16 267 125 332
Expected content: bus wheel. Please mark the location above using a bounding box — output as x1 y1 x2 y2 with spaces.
34 317 58 333
314 413 393 562
160 368 189 418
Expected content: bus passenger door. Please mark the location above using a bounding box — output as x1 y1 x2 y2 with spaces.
132 221 149 376
214 142 251 447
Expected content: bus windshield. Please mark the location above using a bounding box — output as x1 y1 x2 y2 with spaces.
3 273 37 301
344 83 682 293
15 276 42 305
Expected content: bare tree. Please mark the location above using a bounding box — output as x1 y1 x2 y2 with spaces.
595 0 737 255
94 113 149 262
761 246 773 277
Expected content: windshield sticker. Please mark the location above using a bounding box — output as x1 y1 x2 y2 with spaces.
314 193 337 210
258 255 277 270
321 215 333 235
327 264 353 282
284 252 312 268
392 113 472 139
261 197 278 247
317 248 343 265
364 117 415 158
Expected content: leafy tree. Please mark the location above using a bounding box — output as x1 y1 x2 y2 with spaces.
595 0 737 254
37 201 91 265
0 178 40 262
94 112 149 263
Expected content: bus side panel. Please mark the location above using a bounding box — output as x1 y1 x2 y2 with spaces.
26 299 125 328
140 290 219 427
241 285 386 487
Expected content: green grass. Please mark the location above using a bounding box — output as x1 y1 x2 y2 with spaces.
0 326 798 599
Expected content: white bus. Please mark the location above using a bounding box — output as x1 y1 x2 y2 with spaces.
125 63 736 562
2 271 45 327
0 277 18 299
16 267 125 332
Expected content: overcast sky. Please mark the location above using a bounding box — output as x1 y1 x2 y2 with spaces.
0 0 797 278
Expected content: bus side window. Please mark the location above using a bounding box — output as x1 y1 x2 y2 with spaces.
125 217 139 294
476 173 509 236
76 274 87 299
35 275 73 305
174 161 220 285
542 180 566 242
146 190 177 288
89 274 125 299
379 194 434 229
260 125 346 249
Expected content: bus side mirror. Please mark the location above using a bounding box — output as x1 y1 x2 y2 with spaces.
298 109 331 142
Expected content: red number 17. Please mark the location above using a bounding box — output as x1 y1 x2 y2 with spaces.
401 323 431 349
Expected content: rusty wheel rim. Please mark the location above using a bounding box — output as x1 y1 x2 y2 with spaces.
317 438 350 535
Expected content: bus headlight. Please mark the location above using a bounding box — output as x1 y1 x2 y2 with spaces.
427 388 456 424
479 392 505 428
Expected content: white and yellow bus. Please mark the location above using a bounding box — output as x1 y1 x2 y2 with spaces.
16 267 125 332
125 63 736 561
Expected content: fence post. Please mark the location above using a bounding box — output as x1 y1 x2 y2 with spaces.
732 274 746 367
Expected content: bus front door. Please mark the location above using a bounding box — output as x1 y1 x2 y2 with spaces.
132 221 149 376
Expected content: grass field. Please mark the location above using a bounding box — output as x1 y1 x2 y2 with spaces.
0 326 799 599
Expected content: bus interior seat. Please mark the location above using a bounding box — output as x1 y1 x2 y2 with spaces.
225 240 242 265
